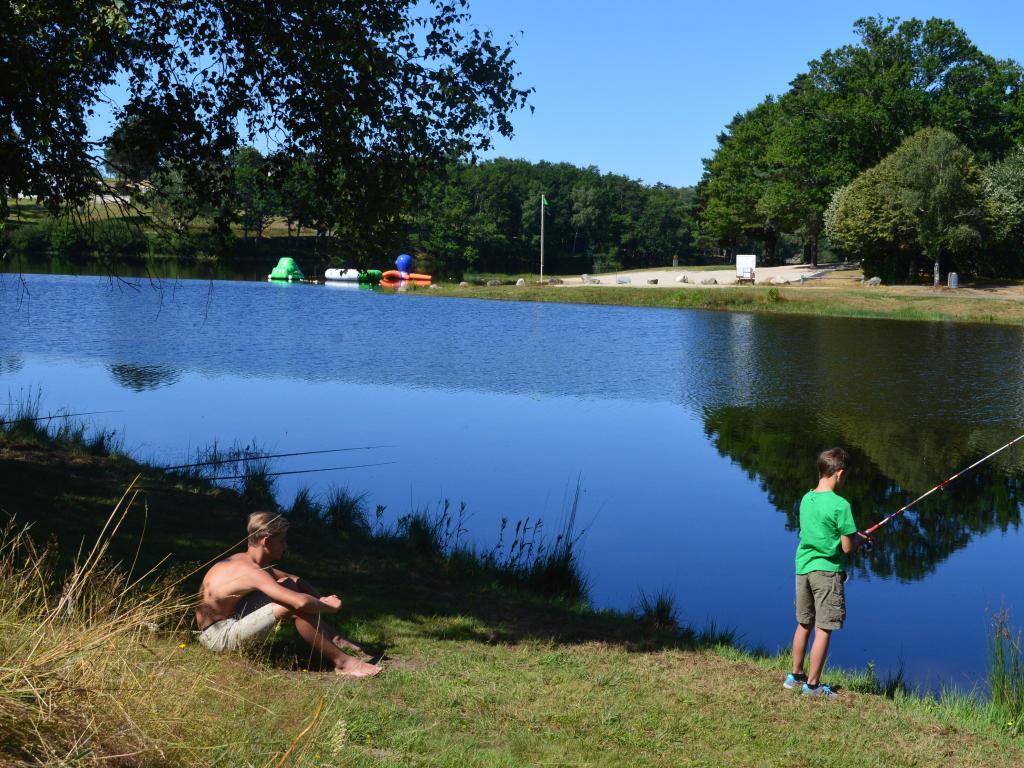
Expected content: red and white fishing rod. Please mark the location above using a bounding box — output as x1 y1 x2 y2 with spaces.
862 431 1024 538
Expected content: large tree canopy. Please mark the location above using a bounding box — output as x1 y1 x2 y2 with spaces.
1 0 532 236
698 15 1024 272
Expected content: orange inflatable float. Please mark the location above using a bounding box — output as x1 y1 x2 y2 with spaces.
380 269 432 285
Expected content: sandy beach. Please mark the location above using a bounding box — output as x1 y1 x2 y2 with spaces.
558 262 853 287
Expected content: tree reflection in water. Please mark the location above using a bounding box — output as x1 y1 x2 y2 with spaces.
703 406 1024 582
108 363 182 392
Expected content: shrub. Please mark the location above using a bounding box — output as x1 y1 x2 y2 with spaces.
91 218 150 258
49 219 91 260
322 486 371 535
3 222 52 260
637 587 679 631
990 610 1024 728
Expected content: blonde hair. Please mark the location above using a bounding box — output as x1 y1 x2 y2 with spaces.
247 511 289 547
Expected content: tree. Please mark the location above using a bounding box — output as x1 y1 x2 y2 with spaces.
698 99 782 261
700 16 1024 267
825 161 909 280
272 153 317 241
104 116 161 184
893 129 990 285
232 148 277 242
826 129 991 282
985 146 1024 262
634 185 694 266
1 1 133 220
2 0 532 250
569 183 601 261
143 166 206 235
803 17 1024 169
405 157 696 277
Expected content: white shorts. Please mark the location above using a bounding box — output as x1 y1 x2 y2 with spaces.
197 591 278 652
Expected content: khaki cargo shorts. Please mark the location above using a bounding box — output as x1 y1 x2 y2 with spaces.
795 571 846 630
197 591 278 652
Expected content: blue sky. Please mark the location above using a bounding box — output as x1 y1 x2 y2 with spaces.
86 2 1024 189
470 1 1024 187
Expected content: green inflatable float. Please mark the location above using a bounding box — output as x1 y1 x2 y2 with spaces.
268 257 304 282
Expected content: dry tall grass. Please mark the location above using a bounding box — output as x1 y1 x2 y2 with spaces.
0 479 332 766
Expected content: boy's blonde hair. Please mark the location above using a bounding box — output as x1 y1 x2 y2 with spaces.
247 511 289 546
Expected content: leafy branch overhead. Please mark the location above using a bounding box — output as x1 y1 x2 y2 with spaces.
1 0 533 229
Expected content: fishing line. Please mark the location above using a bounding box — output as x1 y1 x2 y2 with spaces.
201 460 397 481
161 445 397 471
0 409 120 425
862 431 1024 538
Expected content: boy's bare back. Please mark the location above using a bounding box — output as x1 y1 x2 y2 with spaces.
195 553 270 630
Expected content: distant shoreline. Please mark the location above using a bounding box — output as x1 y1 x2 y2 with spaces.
419 271 1024 327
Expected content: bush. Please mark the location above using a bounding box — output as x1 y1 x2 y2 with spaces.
49 219 91 260
3 222 53 260
990 610 1024 729
323 486 371 535
636 587 679 631
91 218 150 258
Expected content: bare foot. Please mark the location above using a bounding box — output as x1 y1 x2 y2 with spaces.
334 658 381 678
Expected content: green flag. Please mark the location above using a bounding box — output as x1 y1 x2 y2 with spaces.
541 194 548 206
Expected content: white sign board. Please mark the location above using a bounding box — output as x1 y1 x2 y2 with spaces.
736 254 756 280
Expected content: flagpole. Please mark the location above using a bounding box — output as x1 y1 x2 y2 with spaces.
540 193 545 283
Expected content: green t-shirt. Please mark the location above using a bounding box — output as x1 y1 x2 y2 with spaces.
795 490 858 574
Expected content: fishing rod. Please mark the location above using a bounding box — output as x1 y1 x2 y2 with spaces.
862 431 1024 538
161 445 397 471
201 460 397 481
0 409 120 425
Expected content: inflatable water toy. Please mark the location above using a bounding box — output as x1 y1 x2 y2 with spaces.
268 257 304 281
377 253 431 286
324 268 382 284
324 281 374 291
380 269 432 285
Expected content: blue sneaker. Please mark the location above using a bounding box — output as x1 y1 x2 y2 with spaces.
783 673 807 689
801 682 839 699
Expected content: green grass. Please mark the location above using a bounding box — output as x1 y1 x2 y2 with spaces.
990 609 1024 733
1 389 122 456
4 437 1024 765
416 282 1024 327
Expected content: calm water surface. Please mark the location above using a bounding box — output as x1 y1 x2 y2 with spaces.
2 272 1023 691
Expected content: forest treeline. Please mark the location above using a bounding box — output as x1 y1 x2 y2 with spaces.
6 11 1024 283
4 154 698 278
698 16 1024 283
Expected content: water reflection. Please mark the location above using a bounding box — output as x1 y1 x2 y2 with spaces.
108 363 182 392
1 255 264 282
703 406 1024 581
0 354 24 374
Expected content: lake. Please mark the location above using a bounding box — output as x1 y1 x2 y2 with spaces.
2 271 1022 691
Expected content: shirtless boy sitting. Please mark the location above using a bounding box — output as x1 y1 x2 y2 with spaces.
195 511 380 678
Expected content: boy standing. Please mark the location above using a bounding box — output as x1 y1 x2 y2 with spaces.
785 447 868 698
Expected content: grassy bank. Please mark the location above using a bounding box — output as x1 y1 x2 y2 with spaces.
3 428 1024 766
421 282 1024 326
